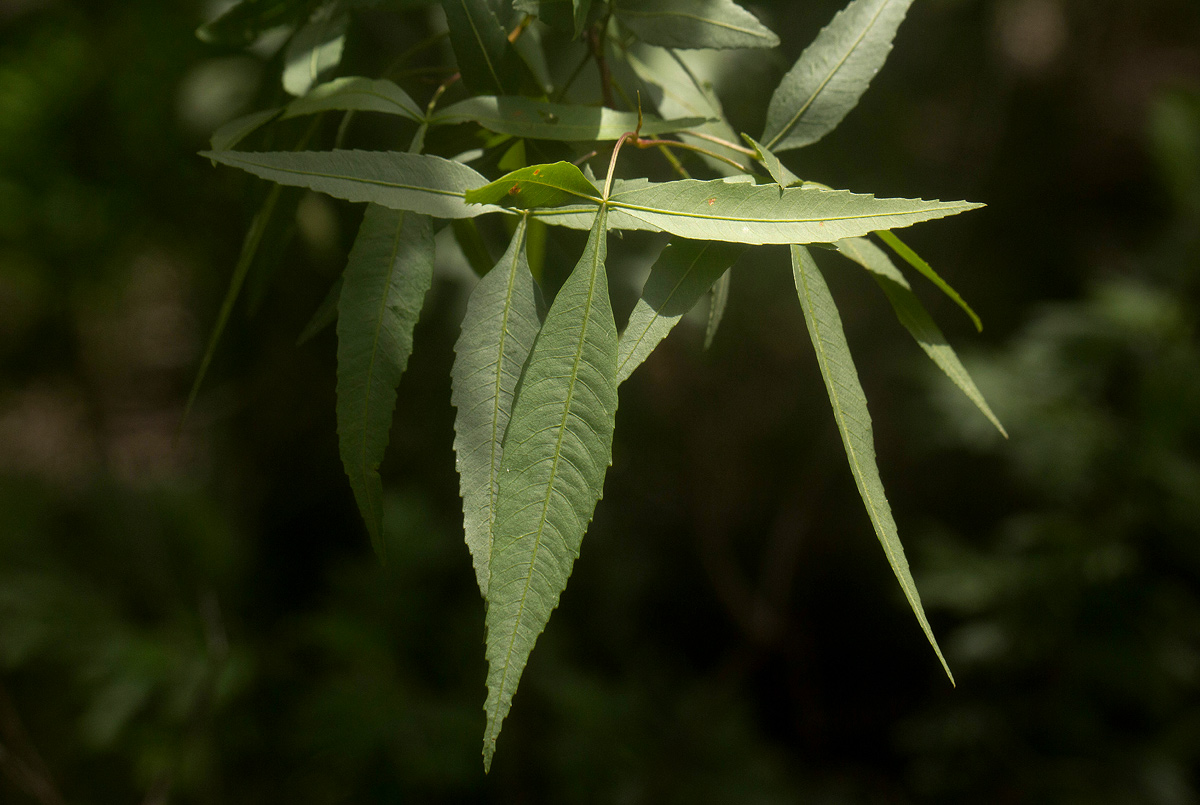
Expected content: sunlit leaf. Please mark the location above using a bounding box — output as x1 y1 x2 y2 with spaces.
876 229 982 332
337 205 436 558
484 207 618 770
465 162 599 208
433 96 707 141
763 0 913 152
282 76 424 121
452 218 543 596
614 0 778 50
790 244 952 683
283 6 348 96
617 239 744 383
742 135 801 188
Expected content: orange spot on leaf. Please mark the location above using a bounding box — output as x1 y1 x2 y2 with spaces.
508 184 521 195
706 197 716 206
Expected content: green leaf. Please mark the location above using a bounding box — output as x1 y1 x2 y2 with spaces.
572 0 591 37
742 135 801 188
283 7 349 96
513 0 574 32
605 178 983 244
465 162 600 209
202 149 500 219
296 275 342 345
762 0 913 152
197 0 315 47
790 244 952 683
452 218 543 596
210 108 282 153
433 96 707 141
835 238 1006 436
484 206 618 769
441 0 526 95
617 239 744 384
614 0 779 50
452 219 495 277
282 76 424 121
876 229 982 332
337 205 436 557
705 269 731 350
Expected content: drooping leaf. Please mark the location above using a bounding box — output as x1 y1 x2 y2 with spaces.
742 135 801 188
835 238 1006 436
441 0 526 95
202 149 500 219
433 96 706 141
605 178 982 244
283 6 349 96
282 76 424 121
337 205 436 557
617 239 744 384
705 269 731 350
484 206 618 769
210 108 283 153
614 0 779 50
296 275 343 345
762 0 913 153
876 229 982 332
452 218 543 596
790 244 952 683
572 0 591 38
465 162 600 208
196 0 315 47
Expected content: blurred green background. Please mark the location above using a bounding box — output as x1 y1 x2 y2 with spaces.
2 0 1199 801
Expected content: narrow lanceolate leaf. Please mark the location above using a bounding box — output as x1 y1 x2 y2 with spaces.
742 135 801 188
876 229 982 332
452 219 542 596
202 150 499 219
210 108 282 153
606 179 982 245
614 0 779 50
465 162 600 209
283 76 423 121
283 7 349 96
442 0 525 95
835 238 1006 437
617 239 744 384
484 207 618 770
763 0 913 152
705 269 731 350
337 205 436 557
433 96 706 141
790 245 952 683
572 0 591 38
296 275 342 345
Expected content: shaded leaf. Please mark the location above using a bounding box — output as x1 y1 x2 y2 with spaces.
465 161 600 208
433 96 707 141
452 219 495 277
572 0 591 38
484 207 618 769
452 218 543 596
763 0 913 152
614 0 779 50
513 0 575 32
835 238 1005 436
705 269 731 350
197 0 315 47
283 76 423 121
337 205 436 557
617 239 744 384
283 6 349 96
296 275 343 345
790 244 952 682
876 229 982 331
442 0 526 95
210 108 282 153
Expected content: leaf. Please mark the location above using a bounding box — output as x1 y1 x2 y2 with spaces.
605 178 983 245
297 275 343 345
465 162 600 209
513 0 574 32
441 0 526 95
742 135 801 188
834 238 1006 436
196 0 315 47
282 76 423 121
617 239 744 384
337 205 436 557
452 218 543 596
876 229 982 332
572 0 591 38
483 206 618 769
210 108 282 153
202 149 500 219
790 244 952 683
705 269 731 350
614 0 779 50
283 6 349 96
452 219 495 277
762 0 913 152
433 96 707 141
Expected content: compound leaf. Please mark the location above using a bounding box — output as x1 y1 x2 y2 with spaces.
484 206 618 769
791 244 952 683
763 0 913 152
452 218 543 596
337 205 435 557
617 239 744 384
614 0 779 50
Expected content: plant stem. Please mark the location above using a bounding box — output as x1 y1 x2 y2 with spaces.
604 132 634 200
633 137 752 174
688 130 757 156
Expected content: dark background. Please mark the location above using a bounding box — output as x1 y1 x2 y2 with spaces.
2 0 1199 801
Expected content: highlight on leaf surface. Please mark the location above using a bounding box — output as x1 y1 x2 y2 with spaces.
613 0 780 51
464 162 600 209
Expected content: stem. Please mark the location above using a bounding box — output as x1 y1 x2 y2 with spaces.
687 130 757 156
507 14 533 44
587 27 614 108
634 137 753 174
603 132 634 200
425 72 461 117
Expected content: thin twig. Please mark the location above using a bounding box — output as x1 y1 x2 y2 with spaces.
687 130 757 156
633 137 752 174
603 132 634 200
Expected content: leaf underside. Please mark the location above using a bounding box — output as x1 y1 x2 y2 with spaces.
614 0 779 50
283 7 349 97
337 204 435 557
483 206 618 770
790 244 953 684
705 269 731 350
876 228 982 331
